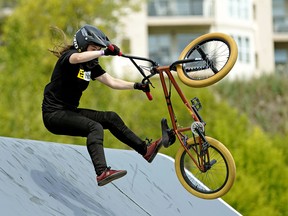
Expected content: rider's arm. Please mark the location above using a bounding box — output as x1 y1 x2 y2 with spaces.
69 50 104 64
96 73 134 90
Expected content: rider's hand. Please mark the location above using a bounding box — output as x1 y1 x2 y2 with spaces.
104 44 120 56
134 82 150 92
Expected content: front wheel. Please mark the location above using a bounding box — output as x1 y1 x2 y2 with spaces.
175 136 236 199
176 33 238 87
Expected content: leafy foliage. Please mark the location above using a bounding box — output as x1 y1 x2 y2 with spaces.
213 74 288 135
0 1 287 215
212 75 288 216
0 0 140 141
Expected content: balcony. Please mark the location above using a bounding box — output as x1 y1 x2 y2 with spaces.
148 0 214 17
147 0 214 27
273 17 288 42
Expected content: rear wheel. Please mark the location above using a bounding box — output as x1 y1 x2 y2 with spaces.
176 33 238 87
175 136 236 199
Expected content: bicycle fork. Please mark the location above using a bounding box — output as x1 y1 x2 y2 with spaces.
190 100 217 173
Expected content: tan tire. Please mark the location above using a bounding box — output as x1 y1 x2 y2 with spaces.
176 33 238 87
175 136 236 199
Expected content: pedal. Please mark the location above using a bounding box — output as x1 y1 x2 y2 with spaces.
191 97 202 111
191 97 206 125
161 118 176 148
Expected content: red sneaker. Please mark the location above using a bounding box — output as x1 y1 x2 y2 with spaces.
143 138 163 163
97 167 127 186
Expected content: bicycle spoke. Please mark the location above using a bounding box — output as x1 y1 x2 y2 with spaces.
183 40 231 80
181 144 229 193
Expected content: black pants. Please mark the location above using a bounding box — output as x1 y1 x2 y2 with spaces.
42 108 147 175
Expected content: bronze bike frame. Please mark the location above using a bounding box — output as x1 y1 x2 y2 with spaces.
156 65 210 172
122 54 210 172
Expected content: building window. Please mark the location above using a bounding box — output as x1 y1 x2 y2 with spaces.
233 35 250 64
149 34 172 65
149 33 200 65
228 0 250 20
275 49 288 73
273 0 288 32
178 0 203 16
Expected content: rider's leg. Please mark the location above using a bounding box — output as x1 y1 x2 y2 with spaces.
43 110 108 175
78 109 163 162
78 109 148 155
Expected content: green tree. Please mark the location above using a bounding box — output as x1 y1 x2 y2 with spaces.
0 1 287 215
0 0 140 141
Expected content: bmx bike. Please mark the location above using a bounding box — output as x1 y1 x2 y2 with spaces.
121 32 238 199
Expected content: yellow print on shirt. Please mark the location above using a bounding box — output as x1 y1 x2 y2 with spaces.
77 68 91 81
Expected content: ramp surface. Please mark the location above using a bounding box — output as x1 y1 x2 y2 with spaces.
0 137 241 216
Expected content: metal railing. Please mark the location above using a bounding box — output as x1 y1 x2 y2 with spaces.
148 0 214 17
273 17 288 33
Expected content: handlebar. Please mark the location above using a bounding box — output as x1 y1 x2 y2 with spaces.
119 53 196 101
107 46 153 100
145 91 153 100
121 54 157 65
121 54 157 101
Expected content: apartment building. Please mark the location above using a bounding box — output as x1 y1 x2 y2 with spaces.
114 0 288 80
273 0 288 74
1 1 286 80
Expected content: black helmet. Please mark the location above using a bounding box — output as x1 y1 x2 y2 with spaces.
73 25 110 52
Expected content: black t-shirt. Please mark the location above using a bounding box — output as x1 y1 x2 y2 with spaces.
42 49 105 112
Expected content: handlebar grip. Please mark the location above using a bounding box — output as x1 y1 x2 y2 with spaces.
145 92 153 101
108 44 122 56
108 44 114 51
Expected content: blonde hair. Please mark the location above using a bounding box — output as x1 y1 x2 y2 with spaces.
49 26 74 58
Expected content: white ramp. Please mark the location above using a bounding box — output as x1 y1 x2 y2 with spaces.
0 137 241 216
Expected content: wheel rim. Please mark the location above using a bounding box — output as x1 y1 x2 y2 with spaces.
181 39 231 81
176 33 238 88
179 144 229 194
